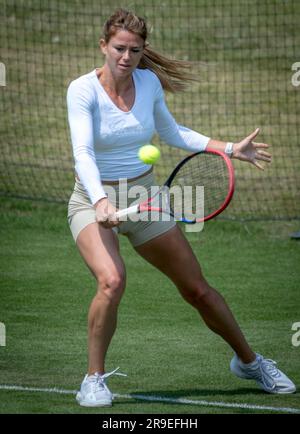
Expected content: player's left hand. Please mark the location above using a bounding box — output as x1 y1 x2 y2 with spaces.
232 128 272 170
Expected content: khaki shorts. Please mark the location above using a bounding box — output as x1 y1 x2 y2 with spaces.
67 171 176 247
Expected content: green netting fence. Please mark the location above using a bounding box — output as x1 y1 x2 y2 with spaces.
0 0 299 219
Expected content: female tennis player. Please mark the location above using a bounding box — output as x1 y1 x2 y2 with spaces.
67 9 295 407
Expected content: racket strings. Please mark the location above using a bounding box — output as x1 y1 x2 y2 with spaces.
170 153 231 220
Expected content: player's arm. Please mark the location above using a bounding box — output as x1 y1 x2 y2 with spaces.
67 81 118 227
153 79 271 169
153 82 210 152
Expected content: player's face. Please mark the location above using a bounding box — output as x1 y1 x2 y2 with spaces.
100 30 145 78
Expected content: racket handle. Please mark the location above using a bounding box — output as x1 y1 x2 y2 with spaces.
115 204 139 219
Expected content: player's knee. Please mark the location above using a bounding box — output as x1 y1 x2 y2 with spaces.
97 270 126 303
180 281 212 308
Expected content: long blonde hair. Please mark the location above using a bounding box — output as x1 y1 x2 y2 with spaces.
102 8 196 93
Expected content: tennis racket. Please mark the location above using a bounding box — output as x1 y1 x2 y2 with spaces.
115 148 234 223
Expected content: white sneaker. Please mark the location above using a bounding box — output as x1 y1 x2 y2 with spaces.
230 353 296 394
76 367 127 407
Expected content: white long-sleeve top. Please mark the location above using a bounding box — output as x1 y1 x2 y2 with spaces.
67 68 210 205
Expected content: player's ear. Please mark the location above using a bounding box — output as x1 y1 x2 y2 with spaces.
99 38 107 55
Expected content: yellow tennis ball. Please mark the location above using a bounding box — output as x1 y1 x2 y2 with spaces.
138 144 161 164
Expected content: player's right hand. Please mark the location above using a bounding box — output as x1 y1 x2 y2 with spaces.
94 197 120 228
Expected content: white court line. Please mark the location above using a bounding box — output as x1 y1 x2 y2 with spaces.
0 384 299 414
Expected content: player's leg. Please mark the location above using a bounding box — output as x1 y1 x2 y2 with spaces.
135 224 255 363
135 225 296 393
73 222 127 407
76 222 126 375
